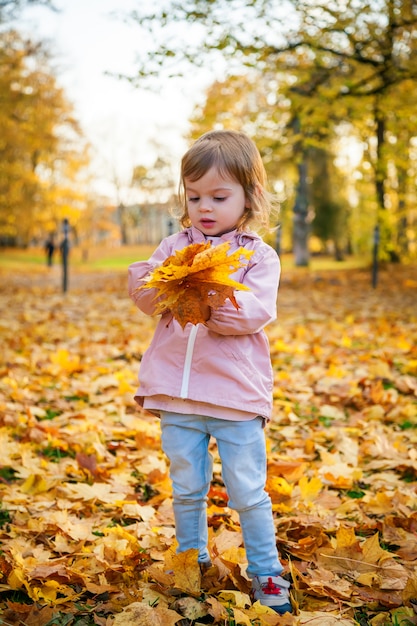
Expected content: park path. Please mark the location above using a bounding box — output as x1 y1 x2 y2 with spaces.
1 260 416 322
0 263 126 294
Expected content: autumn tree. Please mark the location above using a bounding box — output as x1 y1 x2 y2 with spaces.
0 0 55 23
125 0 417 263
187 73 298 253
187 71 355 260
284 0 417 261
0 29 91 246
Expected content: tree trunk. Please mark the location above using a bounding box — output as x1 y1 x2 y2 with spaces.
375 109 386 214
374 104 399 261
293 153 310 266
118 204 128 245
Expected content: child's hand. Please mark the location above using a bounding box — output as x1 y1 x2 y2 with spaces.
200 302 211 322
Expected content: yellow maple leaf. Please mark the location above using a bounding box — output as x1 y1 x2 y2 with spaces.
336 526 358 550
50 349 81 374
266 476 293 502
298 475 323 502
170 548 201 595
218 590 251 608
112 602 182 626
114 370 136 394
29 580 81 604
21 473 49 495
138 241 253 328
361 532 393 565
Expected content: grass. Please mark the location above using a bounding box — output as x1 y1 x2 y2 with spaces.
0 245 155 272
0 244 371 274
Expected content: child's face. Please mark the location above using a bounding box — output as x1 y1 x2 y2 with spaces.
184 167 248 237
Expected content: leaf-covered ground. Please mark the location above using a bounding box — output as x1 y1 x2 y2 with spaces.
0 263 416 626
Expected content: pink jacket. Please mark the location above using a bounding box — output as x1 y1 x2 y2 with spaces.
128 226 280 419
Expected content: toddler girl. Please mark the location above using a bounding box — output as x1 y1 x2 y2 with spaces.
128 129 292 614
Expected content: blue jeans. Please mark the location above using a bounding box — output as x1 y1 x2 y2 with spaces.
160 411 283 578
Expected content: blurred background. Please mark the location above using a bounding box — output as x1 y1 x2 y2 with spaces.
1 0 416 269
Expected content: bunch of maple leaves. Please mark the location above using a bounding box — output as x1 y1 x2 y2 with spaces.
137 241 253 327
0 261 416 626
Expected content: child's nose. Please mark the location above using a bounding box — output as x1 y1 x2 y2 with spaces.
200 197 212 211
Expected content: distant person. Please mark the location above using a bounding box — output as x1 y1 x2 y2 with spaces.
128 130 292 614
45 235 55 266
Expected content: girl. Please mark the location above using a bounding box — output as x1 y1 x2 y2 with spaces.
128 130 292 614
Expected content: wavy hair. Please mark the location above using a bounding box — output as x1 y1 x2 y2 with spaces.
175 130 278 233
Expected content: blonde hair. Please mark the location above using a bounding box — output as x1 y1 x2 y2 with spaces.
176 130 277 232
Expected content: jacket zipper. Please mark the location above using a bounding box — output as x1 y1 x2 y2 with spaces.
180 324 199 398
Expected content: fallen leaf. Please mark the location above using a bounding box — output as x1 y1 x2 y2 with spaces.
112 601 182 625
1 263 417 624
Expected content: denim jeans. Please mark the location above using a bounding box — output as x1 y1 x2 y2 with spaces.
160 411 283 578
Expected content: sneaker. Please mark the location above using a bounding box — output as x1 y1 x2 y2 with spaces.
251 575 292 614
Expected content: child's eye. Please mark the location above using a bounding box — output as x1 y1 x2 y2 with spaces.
214 197 226 201
188 197 199 203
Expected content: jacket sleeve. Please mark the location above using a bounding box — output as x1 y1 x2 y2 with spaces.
205 244 280 335
128 239 173 315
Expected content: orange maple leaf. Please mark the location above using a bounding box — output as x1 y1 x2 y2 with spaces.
138 241 254 328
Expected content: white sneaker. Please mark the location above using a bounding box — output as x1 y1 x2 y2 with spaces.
251 575 292 614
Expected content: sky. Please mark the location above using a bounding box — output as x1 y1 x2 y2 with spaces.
15 0 211 201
